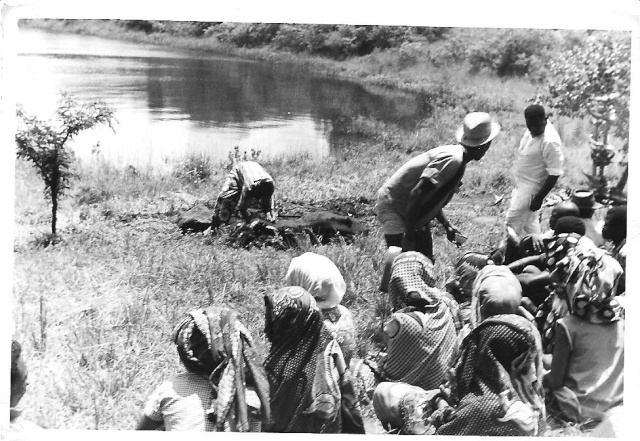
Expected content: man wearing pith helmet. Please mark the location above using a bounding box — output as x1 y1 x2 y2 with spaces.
376 112 501 262
506 104 564 236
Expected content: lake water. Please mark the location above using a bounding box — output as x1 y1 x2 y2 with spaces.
16 28 426 169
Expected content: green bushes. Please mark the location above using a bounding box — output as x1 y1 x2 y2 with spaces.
272 24 410 59
205 22 281 48
467 29 558 78
172 154 213 184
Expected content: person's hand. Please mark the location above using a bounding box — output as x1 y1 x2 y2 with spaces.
529 195 543 212
529 233 545 253
265 212 275 222
445 224 463 246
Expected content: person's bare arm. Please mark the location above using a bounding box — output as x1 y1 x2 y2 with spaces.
530 175 559 211
435 210 461 244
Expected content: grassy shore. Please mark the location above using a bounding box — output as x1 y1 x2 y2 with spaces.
12 22 622 433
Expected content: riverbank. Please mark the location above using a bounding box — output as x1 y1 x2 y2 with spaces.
12 22 615 434
20 19 541 105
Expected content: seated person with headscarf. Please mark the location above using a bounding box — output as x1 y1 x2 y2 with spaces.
379 252 460 390
137 307 271 432
529 223 623 355
543 243 624 426
283 252 356 364
373 314 546 435
212 161 276 227
263 287 364 434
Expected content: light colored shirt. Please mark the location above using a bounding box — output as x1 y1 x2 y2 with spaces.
514 122 564 193
378 145 465 227
557 316 624 415
143 372 215 431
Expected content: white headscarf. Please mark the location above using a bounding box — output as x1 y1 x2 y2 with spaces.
284 252 346 309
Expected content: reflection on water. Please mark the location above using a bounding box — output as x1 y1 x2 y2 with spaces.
16 28 424 168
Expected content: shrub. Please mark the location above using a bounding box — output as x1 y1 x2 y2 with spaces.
413 26 451 42
172 154 213 184
15 94 115 240
467 29 558 77
151 21 218 37
206 22 281 48
425 35 467 67
272 24 409 59
544 32 631 140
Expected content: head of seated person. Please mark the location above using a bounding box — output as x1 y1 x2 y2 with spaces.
553 216 585 236
549 201 580 231
602 205 627 245
471 265 522 327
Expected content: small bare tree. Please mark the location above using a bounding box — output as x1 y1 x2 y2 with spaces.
15 94 116 242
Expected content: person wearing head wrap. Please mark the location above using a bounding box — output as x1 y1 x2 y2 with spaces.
436 314 546 436
372 381 448 434
469 265 524 328
371 315 546 436
263 287 364 433
533 232 614 354
543 244 624 423
451 264 532 363
283 252 356 364
137 307 271 432
377 251 458 391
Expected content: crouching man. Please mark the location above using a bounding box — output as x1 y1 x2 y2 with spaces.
212 161 276 227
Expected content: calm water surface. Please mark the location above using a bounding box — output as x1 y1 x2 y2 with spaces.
16 28 426 168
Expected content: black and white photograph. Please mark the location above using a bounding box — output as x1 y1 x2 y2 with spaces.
2 0 638 438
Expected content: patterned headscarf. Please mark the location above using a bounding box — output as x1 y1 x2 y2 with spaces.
470 265 522 329
549 237 623 324
264 287 361 433
173 306 271 432
389 251 442 310
536 233 624 352
436 314 546 436
452 252 494 302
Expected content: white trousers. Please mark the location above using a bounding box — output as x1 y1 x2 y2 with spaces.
505 188 541 237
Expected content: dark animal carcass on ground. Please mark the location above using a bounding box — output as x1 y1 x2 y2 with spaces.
176 205 214 233
229 211 369 248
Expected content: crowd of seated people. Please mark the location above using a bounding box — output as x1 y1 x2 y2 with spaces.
11 198 625 436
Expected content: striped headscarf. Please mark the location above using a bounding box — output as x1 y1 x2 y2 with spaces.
173 306 271 432
263 287 362 433
436 314 546 436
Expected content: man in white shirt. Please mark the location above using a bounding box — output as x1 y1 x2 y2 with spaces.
506 105 564 236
